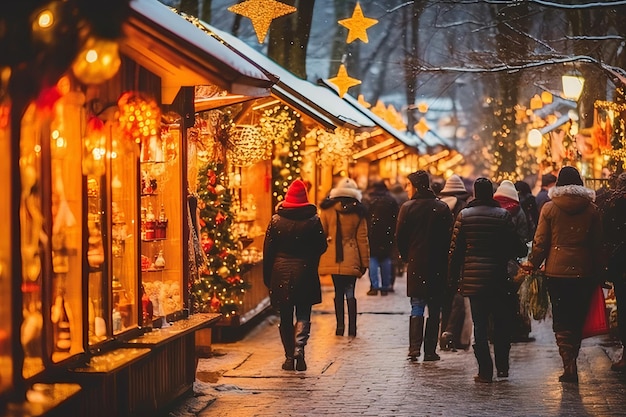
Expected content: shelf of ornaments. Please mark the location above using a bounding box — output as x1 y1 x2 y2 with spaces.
142 268 167 273
142 238 167 243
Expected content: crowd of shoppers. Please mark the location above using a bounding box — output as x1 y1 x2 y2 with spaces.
262 167 625 384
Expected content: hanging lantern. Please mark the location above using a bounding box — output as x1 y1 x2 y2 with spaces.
226 124 269 167
562 74 585 101
541 91 553 104
72 37 121 85
117 91 160 155
530 94 543 110
315 127 356 168
527 128 543 148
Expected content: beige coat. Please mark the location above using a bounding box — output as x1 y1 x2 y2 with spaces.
318 199 369 277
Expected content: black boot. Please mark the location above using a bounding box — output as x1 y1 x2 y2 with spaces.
408 316 424 361
347 298 357 337
473 343 493 383
295 321 310 371
279 323 295 371
494 337 511 378
423 316 441 361
334 298 345 336
556 331 579 383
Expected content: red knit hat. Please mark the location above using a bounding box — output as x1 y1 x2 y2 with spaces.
283 179 310 208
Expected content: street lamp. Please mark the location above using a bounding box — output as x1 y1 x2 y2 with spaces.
562 73 585 101
527 128 543 148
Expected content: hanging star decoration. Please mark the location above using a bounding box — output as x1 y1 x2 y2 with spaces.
228 0 297 44
417 102 429 113
338 2 378 43
327 64 361 98
414 117 431 138
357 94 371 108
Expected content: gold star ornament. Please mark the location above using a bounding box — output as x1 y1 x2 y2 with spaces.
327 64 361 98
414 117 431 138
338 2 378 43
357 94 371 108
228 0 297 44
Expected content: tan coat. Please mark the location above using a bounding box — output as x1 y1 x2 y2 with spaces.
318 199 369 277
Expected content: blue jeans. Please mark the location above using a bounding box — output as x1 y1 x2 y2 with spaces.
410 297 427 317
369 256 392 291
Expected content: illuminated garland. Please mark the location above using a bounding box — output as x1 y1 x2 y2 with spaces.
263 106 303 207
192 162 249 316
597 97 626 169
312 127 356 169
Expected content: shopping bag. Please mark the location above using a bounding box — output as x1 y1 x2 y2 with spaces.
582 284 609 338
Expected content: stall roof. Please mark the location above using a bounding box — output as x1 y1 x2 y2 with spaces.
319 79 419 161
201 24 376 131
121 0 276 104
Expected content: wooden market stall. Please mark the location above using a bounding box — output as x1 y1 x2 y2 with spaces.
1 0 277 415
186 22 376 338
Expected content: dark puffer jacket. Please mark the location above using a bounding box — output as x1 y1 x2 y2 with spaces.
448 199 528 296
600 184 626 274
263 204 328 308
396 189 453 299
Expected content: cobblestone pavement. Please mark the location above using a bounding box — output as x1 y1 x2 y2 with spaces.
170 273 626 417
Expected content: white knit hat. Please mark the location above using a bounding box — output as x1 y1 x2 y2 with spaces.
494 180 519 202
330 177 362 201
440 174 467 195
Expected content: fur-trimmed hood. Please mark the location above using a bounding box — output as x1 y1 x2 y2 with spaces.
548 184 596 215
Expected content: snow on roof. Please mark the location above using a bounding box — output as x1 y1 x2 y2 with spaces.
202 24 375 130
321 80 415 147
129 0 273 86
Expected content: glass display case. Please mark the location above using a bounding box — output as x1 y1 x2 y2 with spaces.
86 96 141 347
19 103 46 379
49 90 85 364
140 114 183 325
0 98 13 402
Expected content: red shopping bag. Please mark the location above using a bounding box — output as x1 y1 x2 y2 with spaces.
582 284 609 338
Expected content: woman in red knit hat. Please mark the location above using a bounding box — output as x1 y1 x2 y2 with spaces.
263 179 328 371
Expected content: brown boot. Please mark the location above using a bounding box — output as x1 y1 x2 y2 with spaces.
347 298 357 337
334 298 345 336
555 331 579 383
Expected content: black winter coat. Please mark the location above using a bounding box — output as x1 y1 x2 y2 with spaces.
600 189 626 276
448 199 528 296
263 204 328 308
396 190 453 299
363 186 399 259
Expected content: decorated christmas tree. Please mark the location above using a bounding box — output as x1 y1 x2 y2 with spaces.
191 161 248 316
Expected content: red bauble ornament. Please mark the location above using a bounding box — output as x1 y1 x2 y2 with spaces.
219 249 229 259
210 293 221 311
207 170 217 186
215 212 226 225
201 236 214 253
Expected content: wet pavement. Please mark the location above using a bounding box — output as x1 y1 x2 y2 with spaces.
169 272 626 417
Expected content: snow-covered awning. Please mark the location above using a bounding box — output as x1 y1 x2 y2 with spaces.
319 79 419 161
122 0 276 104
201 24 375 131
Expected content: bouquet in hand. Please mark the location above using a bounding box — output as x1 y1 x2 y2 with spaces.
517 269 550 321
